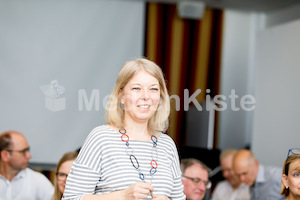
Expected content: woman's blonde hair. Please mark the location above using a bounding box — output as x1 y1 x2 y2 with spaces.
281 152 300 196
52 151 78 200
105 58 170 132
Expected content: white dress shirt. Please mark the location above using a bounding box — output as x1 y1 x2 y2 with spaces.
0 168 54 200
211 180 250 200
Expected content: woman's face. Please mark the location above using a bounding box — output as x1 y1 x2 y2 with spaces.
282 158 300 198
57 160 75 194
121 70 160 124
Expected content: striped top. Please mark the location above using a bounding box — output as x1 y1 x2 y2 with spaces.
62 125 186 200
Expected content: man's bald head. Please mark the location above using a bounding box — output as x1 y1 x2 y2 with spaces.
234 149 256 166
233 149 259 186
0 131 24 152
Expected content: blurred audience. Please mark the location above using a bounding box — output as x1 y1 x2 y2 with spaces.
181 158 211 200
281 148 300 200
212 149 250 200
52 151 78 200
233 149 284 200
0 131 54 200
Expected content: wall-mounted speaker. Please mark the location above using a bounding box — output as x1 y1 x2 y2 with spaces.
177 1 206 20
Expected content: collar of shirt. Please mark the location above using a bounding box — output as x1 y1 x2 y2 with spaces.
0 168 26 182
255 164 265 184
15 168 26 180
240 182 249 188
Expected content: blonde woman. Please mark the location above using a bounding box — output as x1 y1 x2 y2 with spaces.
52 151 78 200
63 58 185 200
281 148 300 200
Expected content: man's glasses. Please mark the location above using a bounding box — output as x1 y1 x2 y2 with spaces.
182 175 212 189
56 172 68 181
287 148 300 158
5 147 30 156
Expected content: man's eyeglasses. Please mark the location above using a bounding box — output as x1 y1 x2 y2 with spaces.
182 175 212 189
56 172 68 181
287 148 300 158
5 147 30 156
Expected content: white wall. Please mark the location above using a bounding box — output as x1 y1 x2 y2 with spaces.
218 10 258 150
220 8 300 167
252 19 300 166
0 0 145 165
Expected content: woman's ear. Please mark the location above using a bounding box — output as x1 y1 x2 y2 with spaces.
281 174 288 188
120 95 125 104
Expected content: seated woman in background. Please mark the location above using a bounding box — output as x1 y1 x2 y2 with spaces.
52 151 78 200
281 148 300 200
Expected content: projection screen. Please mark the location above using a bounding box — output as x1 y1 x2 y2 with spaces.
0 0 145 165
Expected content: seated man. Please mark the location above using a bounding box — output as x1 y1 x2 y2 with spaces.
181 158 211 200
0 131 54 200
233 149 285 200
212 149 250 200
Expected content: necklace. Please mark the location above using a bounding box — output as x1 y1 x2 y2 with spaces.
119 128 158 182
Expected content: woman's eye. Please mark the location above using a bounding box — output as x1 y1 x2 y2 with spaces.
294 172 300 177
132 87 140 90
151 88 159 91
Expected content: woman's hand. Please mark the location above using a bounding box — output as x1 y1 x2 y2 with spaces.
122 182 154 200
152 195 171 200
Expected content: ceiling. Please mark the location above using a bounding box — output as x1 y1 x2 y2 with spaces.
146 0 300 13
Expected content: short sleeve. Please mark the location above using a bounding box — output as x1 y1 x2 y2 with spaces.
62 127 104 200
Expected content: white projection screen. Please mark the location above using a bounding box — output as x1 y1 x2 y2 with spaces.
0 0 145 165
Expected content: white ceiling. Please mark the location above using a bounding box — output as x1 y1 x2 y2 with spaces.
145 0 300 13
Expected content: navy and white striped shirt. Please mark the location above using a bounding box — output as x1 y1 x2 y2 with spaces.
63 125 185 200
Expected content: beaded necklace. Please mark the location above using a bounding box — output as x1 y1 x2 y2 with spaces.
119 128 158 182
